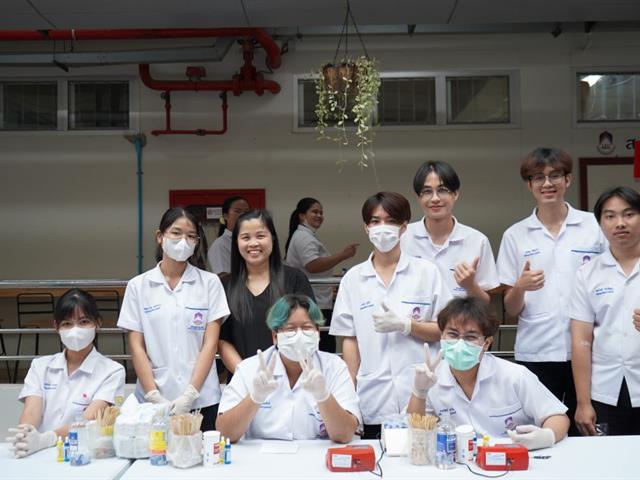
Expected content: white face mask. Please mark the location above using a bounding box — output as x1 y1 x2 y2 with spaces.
162 237 195 262
368 224 401 252
60 327 95 352
276 330 320 362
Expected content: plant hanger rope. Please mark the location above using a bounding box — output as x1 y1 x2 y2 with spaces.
332 0 369 64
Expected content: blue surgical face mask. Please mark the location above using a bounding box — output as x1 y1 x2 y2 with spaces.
441 339 484 371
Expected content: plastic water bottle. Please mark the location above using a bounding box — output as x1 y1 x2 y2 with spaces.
149 415 168 466
69 411 91 466
436 410 456 469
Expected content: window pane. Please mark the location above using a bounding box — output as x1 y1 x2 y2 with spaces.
447 76 510 124
379 78 435 125
69 81 129 129
578 73 640 122
1 82 57 130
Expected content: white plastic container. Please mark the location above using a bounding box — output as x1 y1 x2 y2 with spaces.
455 424 476 464
202 431 221 467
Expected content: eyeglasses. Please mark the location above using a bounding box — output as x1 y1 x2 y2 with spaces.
165 229 200 245
419 186 453 199
528 171 566 187
278 325 317 337
442 330 485 345
58 318 95 330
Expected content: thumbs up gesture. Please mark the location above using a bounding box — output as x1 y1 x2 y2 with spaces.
454 256 480 291
372 301 411 336
515 260 545 291
250 349 278 404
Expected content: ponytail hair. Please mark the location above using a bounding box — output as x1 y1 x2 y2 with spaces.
285 197 320 256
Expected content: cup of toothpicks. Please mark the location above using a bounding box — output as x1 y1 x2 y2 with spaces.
167 412 203 468
408 413 438 465
89 405 120 458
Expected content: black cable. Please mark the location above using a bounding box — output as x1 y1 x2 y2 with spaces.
26 0 57 29
446 0 460 24
368 433 385 478
456 460 512 478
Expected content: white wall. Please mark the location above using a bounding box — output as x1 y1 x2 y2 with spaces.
1 31 639 282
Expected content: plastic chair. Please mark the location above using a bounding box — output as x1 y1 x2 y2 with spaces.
14 293 55 383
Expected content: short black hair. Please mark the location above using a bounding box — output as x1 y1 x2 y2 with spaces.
412 161 461 195
520 147 573 181
437 297 499 338
54 289 101 328
593 186 640 222
361 191 411 224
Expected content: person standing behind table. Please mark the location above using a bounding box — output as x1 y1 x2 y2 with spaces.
401 161 499 303
571 186 640 436
117 207 230 431
406 297 569 450
218 210 315 375
330 191 452 439
7 289 125 458
208 196 251 275
216 294 360 443
496 147 605 434
285 197 359 352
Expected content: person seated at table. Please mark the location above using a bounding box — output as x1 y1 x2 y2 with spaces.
216 294 361 443
6 289 125 458
407 297 569 450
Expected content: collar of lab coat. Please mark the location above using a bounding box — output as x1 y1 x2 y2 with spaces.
413 216 465 243
148 261 198 286
525 202 583 230
48 347 100 375
360 251 410 278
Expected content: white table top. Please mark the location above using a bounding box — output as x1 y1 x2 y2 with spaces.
0 443 131 480
120 436 640 480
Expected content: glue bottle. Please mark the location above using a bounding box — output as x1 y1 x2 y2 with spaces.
149 415 168 466
224 437 231 464
63 436 70 462
218 436 226 464
56 436 64 462
436 410 456 469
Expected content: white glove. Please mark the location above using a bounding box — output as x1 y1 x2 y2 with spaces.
507 424 555 450
171 384 200 415
299 354 330 403
413 345 442 399
6 424 56 458
250 349 278 405
144 389 170 405
372 302 411 335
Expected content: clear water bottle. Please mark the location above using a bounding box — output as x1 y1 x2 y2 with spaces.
436 410 456 469
69 410 91 466
149 414 168 466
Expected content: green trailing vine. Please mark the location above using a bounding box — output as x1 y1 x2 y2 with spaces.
315 56 381 169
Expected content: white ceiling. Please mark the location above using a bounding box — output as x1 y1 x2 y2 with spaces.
2 0 640 30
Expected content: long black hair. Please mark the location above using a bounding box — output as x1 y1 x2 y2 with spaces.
155 207 207 269
285 197 320 255
218 196 248 237
228 209 285 325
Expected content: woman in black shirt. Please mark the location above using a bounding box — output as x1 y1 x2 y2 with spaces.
219 210 314 373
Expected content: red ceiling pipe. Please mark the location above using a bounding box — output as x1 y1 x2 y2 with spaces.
151 91 228 136
0 27 281 69
138 64 281 95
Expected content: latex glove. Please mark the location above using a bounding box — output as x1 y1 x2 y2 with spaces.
144 389 170 405
171 384 200 414
299 354 330 403
250 349 278 405
372 301 411 335
6 424 56 458
413 345 442 399
507 424 555 450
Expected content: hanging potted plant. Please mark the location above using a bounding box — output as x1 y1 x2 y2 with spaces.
314 2 381 169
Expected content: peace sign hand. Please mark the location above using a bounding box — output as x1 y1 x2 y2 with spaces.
250 349 278 405
412 344 442 399
299 353 330 403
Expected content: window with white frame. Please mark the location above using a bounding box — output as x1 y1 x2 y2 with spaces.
69 81 130 130
446 75 510 124
0 79 133 131
0 81 57 130
295 71 516 129
577 72 640 123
